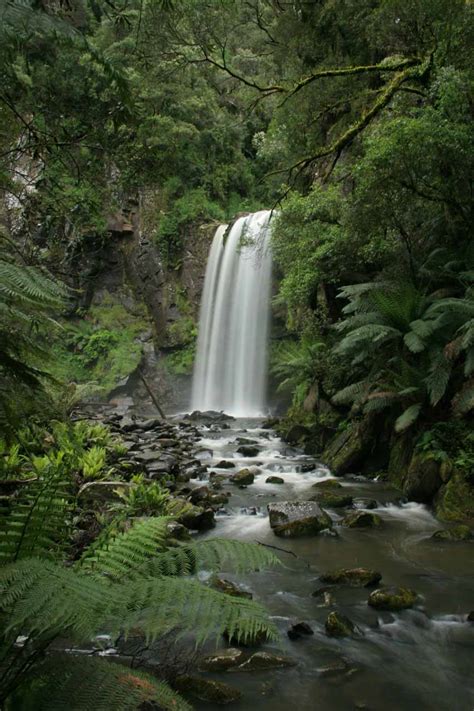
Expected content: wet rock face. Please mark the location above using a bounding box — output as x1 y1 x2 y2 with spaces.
342 511 382 528
287 621 314 640
268 501 332 537
367 586 418 611
230 469 255 486
403 455 442 503
320 568 382 588
312 479 342 490
266 475 284 484
325 611 356 638
211 577 253 599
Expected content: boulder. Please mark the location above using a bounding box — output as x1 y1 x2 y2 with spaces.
174 676 241 704
312 479 342 490
322 419 373 475
312 493 353 508
261 417 280 429
368 586 418 611
230 469 254 486
403 454 442 503
236 445 260 457
266 476 284 484
215 460 235 469
360 499 378 510
199 648 246 672
166 521 191 541
231 651 296 672
342 511 382 528
212 577 252 599
435 469 474 522
325 611 355 638
268 501 332 537
300 462 317 472
287 621 314 640
320 568 382 588
431 525 473 542
467 611 474 622
179 505 215 531
283 424 311 444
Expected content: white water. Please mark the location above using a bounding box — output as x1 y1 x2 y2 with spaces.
191 210 273 416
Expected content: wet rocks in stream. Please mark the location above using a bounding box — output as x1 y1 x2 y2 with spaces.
312 492 354 508
266 475 284 484
287 621 314 640
268 501 333 537
236 445 260 457
211 577 253 599
200 649 295 673
319 568 382 588
230 468 255 486
342 510 382 528
367 586 418 611
174 675 241 705
325 611 357 638
431 524 473 542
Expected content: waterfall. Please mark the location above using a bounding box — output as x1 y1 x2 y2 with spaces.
191 210 273 416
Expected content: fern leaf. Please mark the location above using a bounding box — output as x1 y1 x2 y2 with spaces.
395 404 422 432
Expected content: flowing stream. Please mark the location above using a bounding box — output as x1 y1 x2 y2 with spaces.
189 418 474 711
191 211 273 416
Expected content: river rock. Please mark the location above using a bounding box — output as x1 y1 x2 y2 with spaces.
431 525 473 542
300 462 317 472
174 675 241 704
212 577 252 599
287 621 314 640
360 499 378 509
284 424 311 444
320 568 382 588
236 445 260 457
312 493 353 508
166 521 191 541
467 611 474 622
179 505 215 531
368 586 418 611
403 454 442 503
230 469 254 486
325 611 356 637
231 651 296 672
266 475 284 484
199 648 246 672
216 460 235 469
268 501 332 537
261 417 279 429
342 511 382 528
312 479 343 489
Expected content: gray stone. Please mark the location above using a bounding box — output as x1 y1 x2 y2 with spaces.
268 501 332 537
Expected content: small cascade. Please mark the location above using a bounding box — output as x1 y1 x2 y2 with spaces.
191 210 273 416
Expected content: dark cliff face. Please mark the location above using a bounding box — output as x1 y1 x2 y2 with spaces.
49 193 217 413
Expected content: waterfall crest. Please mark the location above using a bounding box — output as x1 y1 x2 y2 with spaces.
191 210 273 416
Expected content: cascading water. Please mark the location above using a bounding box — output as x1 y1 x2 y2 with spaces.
191 210 273 416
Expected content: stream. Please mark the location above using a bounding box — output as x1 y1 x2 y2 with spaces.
188 416 474 711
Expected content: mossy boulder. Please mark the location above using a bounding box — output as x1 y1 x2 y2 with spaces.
322 419 373 475
342 511 382 528
199 648 246 672
312 479 343 490
368 586 418 611
236 445 260 457
312 493 353 508
268 501 332 537
325 611 355 638
211 577 252 599
434 469 474 522
266 475 284 484
179 504 215 531
174 675 241 704
403 454 442 503
230 469 254 486
431 525 473 542
320 568 382 588
231 651 296 672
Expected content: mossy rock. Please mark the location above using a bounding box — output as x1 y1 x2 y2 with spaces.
403 454 442 503
342 511 382 528
199 648 246 672
320 567 382 588
230 469 254 486
434 469 474 522
312 493 353 508
368 586 418 611
231 651 296 672
322 420 373 475
431 525 473 542
266 475 285 484
211 577 252 599
325 611 355 638
174 675 241 704
312 479 343 490
268 501 332 538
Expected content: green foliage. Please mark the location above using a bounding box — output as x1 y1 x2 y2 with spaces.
271 337 325 407
113 475 176 516
79 446 108 480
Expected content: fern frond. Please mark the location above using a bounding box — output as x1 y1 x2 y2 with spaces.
11 654 191 711
79 517 171 579
425 351 452 406
452 379 474 415
395 403 422 432
332 379 368 404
